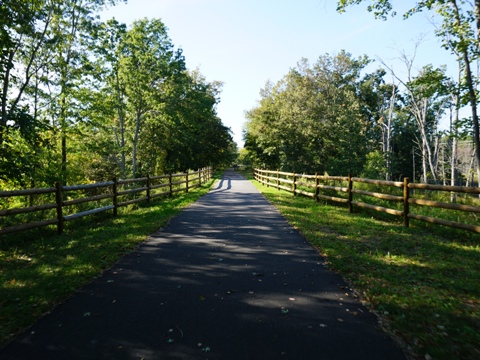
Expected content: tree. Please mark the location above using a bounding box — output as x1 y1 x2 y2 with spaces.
118 18 185 178
0 0 49 147
46 0 126 183
1 3 234 188
337 0 480 183
90 18 128 177
357 68 399 179
245 51 371 175
0 0 126 186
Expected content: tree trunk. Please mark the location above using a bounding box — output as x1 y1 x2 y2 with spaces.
1 50 15 147
452 0 480 186
132 105 142 178
450 67 461 201
115 72 126 177
450 104 459 201
383 83 395 180
60 92 68 184
422 141 428 183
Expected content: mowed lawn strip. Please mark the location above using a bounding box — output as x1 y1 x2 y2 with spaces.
250 176 480 360
0 175 218 347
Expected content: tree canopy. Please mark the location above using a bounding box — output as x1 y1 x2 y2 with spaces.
0 1 235 188
336 0 480 183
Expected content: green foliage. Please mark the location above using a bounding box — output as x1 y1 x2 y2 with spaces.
362 150 388 179
337 0 395 19
237 148 254 169
0 4 233 189
336 0 480 185
244 51 372 175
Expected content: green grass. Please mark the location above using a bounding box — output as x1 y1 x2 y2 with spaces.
248 173 480 360
0 176 218 347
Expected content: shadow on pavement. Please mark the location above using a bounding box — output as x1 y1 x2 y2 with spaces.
0 171 407 360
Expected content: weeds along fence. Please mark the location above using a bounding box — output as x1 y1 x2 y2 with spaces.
255 168 480 233
0 167 213 236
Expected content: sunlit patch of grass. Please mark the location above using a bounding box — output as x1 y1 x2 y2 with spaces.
246 173 480 360
0 175 218 347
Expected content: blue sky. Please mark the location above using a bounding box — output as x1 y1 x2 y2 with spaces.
101 0 455 147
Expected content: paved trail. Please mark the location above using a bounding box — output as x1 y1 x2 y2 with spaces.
0 171 406 359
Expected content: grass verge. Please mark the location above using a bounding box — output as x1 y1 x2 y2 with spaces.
0 175 218 347
248 173 480 360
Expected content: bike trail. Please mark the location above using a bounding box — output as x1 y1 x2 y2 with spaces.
0 171 407 359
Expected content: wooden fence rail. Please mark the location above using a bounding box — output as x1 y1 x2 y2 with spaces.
255 168 480 233
0 167 212 236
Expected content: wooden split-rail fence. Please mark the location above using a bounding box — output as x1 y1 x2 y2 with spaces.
0 167 212 236
255 169 480 233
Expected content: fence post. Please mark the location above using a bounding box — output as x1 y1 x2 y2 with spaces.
55 181 63 235
113 177 118 216
277 169 280 190
186 172 189 193
293 173 297 196
403 177 410 227
169 173 173 197
315 172 319 202
348 173 353 213
146 174 151 204
199 168 202 186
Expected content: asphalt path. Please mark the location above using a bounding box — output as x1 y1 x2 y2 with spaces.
0 171 407 359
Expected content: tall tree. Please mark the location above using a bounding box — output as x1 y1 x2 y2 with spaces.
337 0 480 183
91 18 128 177
245 51 370 175
118 18 185 178
45 0 124 183
0 0 52 148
